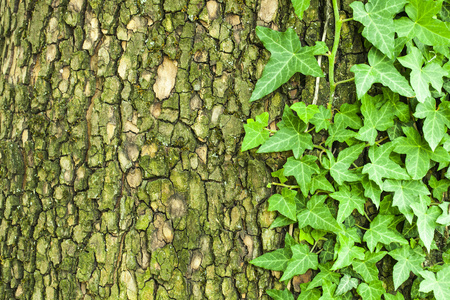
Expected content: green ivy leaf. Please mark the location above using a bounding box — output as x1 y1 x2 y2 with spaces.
393 126 433 179
382 88 410 122
352 251 387 283
351 48 414 99
331 234 365 270
297 195 343 233
397 46 447 103
291 0 311 20
350 0 407 59
357 94 395 145
320 281 340 300
250 27 325 102
329 143 365 185
414 98 450 150
411 201 441 252
280 244 318 281
242 112 270 151
250 247 292 271
336 103 363 130
419 266 450 300
382 179 430 223
395 0 450 46
310 105 332 132
356 280 386 300
437 202 450 226
310 170 335 194
268 188 298 221
335 274 359 296
330 184 366 223
362 142 410 188
270 215 296 229
361 175 382 208
384 293 405 300
284 156 320 196
272 168 288 184
290 102 319 123
258 106 313 159
308 263 341 290
266 289 295 300
298 284 321 300
389 245 425 289
363 214 408 252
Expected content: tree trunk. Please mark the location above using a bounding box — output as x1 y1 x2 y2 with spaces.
0 0 362 299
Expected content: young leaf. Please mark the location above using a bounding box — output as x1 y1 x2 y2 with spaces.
363 214 408 252
397 46 447 103
414 98 450 150
308 263 341 290
290 102 319 123
283 156 320 196
280 244 318 281
297 194 343 233
335 274 359 296
242 112 270 151
272 168 288 184
356 280 386 300
411 202 441 253
419 266 450 300
250 27 325 102
393 126 433 179
291 0 311 20
270 215 296 229
389 245 425 289
362 142 410 188
268 188 298 221
258 105 313 159
330 184 366 223
310 105 332 132
266 289 295 300
395 0 450 46
250 247 292 271
331 234 365 270
329 143 365 185
352 251 387 283
357 94 395 145
382 179 430 223
350 48 414 99
350 0 407 59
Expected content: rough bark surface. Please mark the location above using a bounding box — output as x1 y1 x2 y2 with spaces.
0 0 363 299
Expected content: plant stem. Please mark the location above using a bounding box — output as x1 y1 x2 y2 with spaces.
355 224 369 231
335 77 355 86
271 182 300 189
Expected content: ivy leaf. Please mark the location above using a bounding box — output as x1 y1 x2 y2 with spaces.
329 143 365 185
331 234 365 270
430 175 450 202
319 281 340 300
389 245 425 289
384 293 405 300
280 244 318 281
363 214 408 252
250 27 325 102
258 105 313 159
250 247 292 271
361 175 382 208
292 0 311 20
308 263 341 290
419 266 450 300
291 102 319 123
356 280 386 300
357 94 395 145
336 103 363 130
362 142 410 188
268 188 298 221
393 127 433 179
382 179 430 223
395 0 450 46
414 98 450 150
398 46 447 103
298 284 321 300
325 122 357 147
330 184 366 223
350 0 407 59
310 170 335 194
350 47 414 99
411 202 441 252
272 168 288 184
382 88 410 122
266 289 295 300
437 202 450 226
352 251 387 283
284 156 320 196
310 105 332 132
297 194 343 233
335 274 359 296
270 215 296 229
242 112 270 151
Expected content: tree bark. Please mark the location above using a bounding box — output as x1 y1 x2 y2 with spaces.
0 0 363 299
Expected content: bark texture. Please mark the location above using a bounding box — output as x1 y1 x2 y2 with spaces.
0 0 363 299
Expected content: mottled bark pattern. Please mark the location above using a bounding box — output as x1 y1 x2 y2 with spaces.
0 0 363 299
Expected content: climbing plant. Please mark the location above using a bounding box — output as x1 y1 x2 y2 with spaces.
242 0 450 299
